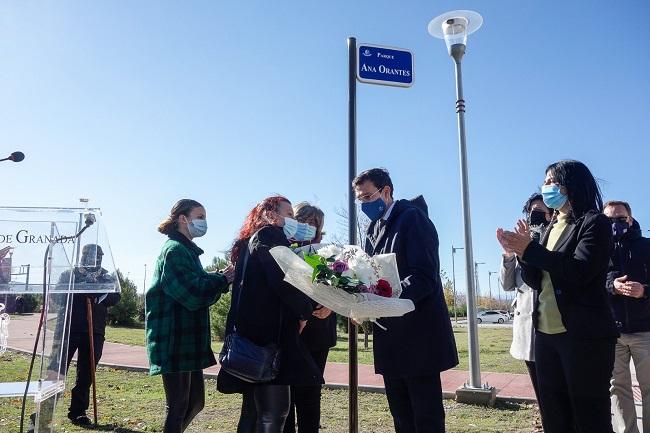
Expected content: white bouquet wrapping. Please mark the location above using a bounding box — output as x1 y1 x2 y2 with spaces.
270 245 414 323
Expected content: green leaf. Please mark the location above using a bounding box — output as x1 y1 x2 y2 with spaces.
304 253 323 269
311 267 320 283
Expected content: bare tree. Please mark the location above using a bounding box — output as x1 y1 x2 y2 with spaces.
330 200 370 249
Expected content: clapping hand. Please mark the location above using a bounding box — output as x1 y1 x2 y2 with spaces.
496 219 533 258
614 275 646 299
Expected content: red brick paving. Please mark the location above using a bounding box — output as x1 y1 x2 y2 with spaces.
6 314 538 402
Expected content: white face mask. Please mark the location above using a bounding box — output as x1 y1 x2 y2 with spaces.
187 218 208 238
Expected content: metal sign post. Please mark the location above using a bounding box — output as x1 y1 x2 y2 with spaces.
347 36 359 433
347 37 414 432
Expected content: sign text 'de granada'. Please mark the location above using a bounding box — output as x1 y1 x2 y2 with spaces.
357 44 414 88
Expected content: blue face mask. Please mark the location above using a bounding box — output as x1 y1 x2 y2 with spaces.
187 219 207 238
541 184 568 210
361 197 387 222
283 217 316 242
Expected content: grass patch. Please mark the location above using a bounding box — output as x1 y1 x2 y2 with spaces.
106 325 527 374
0 352 539 433
105 325 146 347
453 327 527 374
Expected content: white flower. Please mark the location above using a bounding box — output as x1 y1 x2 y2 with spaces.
347 254 379 286
316 244 343 259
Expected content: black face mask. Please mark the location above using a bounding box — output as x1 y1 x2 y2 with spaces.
610 218 629 239
529 210 549 227
81 254 102 270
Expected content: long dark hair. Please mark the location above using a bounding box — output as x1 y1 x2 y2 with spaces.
546 160 603 218
230 195 290 263
158 199 203 235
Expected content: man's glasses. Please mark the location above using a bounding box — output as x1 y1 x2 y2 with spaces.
355 189 381 204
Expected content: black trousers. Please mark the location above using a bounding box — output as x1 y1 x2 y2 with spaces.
383 374 445 433
284 349 329 433
65 332 105 419
535 331 616 433
162 370 205 433
525 361 544 408
238 385 291 433
525 360 546 430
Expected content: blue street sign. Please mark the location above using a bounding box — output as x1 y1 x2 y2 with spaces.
357 43 414 88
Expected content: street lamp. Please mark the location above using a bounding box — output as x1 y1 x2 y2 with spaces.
143 264 148 296
474 261 485 303
429 10 495 404
451 245 464 323
0 151 25 163
488 271 498 309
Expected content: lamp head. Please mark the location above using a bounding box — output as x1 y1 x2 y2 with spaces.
428 10 483 56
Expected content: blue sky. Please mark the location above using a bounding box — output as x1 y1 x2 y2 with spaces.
1 1 649 297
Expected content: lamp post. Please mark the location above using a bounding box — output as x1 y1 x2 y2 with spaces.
474 261 485 305
429 10 496 404
143 264 147 296
451 245 464 323
488 271 498 309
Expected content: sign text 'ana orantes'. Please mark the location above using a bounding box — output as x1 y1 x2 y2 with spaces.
357 44 413 88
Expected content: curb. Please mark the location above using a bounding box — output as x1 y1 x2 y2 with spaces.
7 347 538 404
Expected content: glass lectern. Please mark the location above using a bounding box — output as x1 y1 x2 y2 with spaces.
0 207 120 432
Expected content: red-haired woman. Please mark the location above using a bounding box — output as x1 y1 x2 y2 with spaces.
217 195 322 433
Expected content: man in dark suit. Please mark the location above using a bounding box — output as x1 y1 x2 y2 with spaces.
353 168 458 433
605 200 650 433
57 244 121 426
29 244 120 432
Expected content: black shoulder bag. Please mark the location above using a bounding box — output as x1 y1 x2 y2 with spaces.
218 236 281 383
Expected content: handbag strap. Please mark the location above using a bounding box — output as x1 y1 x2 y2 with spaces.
233 236 253 315
233 229 283 344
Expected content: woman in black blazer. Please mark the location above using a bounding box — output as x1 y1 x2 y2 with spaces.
217 195 323 433
497 160 618 433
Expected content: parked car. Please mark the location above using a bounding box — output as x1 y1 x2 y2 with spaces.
477 310 509 324
497 310 512 320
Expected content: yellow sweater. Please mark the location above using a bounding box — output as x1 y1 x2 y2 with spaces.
537 213 569 334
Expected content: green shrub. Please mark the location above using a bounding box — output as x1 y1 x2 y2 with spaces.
210 292 232 341
107 270 138 326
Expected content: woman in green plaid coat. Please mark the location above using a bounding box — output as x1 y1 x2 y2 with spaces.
146 199 234 433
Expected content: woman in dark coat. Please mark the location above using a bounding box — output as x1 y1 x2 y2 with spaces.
283 202 337 433
217 195 322 433
497 160 618 433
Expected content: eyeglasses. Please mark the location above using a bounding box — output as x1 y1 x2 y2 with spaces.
609 216 628 224
355 189 381 204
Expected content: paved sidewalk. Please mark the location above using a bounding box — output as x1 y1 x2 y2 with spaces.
5 314 535 402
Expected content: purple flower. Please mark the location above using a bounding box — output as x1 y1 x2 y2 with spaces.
358 284 371 293
331 260 349 274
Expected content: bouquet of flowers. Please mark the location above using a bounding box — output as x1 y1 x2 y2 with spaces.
270 244 414 324
302 244 397 297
